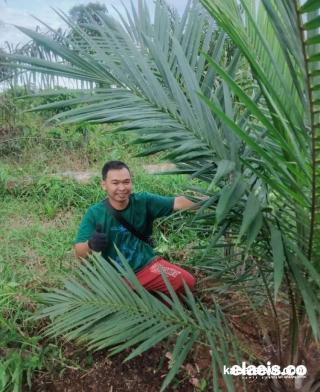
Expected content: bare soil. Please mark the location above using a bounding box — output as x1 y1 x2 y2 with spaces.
31 344 196 392
28 273 279 392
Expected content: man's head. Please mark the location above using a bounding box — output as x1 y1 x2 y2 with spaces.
101 161 132 204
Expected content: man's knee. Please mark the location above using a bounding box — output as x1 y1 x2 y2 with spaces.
177 269 196 292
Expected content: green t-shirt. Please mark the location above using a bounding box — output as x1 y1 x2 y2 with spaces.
75 192 174 272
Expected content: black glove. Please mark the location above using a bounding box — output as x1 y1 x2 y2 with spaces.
88 223 108 252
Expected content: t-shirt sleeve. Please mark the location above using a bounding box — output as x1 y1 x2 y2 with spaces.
74 208 96 243
145 192 175 220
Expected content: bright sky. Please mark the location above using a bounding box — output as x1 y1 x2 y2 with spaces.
0 0 188 49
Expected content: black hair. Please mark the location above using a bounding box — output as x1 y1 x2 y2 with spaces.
101 160 131 180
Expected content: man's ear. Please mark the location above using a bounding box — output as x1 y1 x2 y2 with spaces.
101 180 107 192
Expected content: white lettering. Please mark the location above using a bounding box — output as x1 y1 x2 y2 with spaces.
223 366 230 375
223 363 307 379
296 365 307 376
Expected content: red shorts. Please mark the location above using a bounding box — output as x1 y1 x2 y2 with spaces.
135 256 195 295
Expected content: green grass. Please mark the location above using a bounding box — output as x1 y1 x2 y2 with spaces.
0 118 201 390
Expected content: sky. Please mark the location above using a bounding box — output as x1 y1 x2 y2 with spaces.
0 0 188 49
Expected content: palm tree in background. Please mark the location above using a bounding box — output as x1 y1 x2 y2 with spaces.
2 0 320 390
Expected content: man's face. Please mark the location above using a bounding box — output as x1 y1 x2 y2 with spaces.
101 168 132 203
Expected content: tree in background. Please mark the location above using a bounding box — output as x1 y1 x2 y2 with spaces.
69 2 107 25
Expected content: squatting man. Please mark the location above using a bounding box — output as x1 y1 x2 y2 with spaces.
74 160 196 294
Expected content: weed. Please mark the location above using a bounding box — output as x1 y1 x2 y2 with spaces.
0 105 200 390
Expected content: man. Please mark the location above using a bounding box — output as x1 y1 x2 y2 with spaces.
75 160 196 294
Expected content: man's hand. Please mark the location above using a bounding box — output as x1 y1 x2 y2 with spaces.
88 223 108 252
173 196 197 211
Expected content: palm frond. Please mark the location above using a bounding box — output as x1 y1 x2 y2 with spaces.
4 0 319 369
200 0 320 337
36 253 238 391
3 1 244 169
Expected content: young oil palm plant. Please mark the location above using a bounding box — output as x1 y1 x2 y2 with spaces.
2 0 320 390
0 29 94 90
37 251 242 392
3 2 249 390
198 0 320 388
200 0 320 327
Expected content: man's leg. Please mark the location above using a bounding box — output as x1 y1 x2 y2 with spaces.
135 256 195 295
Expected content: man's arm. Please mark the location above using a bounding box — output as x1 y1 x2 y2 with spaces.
74 208 95 259
74 242 91 259
74 223 108 259
173 196 198 211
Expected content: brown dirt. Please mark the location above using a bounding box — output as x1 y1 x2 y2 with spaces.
4 163 177 192
143 163 176 174
31 344 196 392
29 344 274 392
41 210 74 229
24 271 320 392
